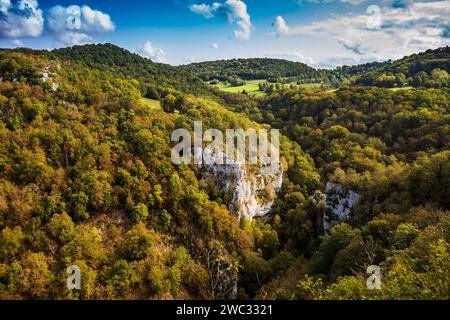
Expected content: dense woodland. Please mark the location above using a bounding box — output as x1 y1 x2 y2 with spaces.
184 47 450 90
349 47 450 88
182 58 343 88
0 44 448 300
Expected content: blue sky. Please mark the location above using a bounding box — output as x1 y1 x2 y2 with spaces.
0 0 449 67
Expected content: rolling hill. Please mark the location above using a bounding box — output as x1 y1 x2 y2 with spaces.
348 46 450 88
182 47 450 91
181 57 337 85
0 44 448 300
0 44 319 300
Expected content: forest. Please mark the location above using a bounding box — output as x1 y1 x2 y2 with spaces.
181 58 336 86
0 44 448 300
184 46 450 90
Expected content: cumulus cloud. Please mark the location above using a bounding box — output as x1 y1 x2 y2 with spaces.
11 38 24 46
137 41 166 63
210 42 220 49
284 1 450 62
189 0 252 41
273 16 290 35
0 0 44 39
189 3 222 18
47 5 115 45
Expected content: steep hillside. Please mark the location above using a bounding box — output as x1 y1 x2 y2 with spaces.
0 45 449 301
213 81 450 299
53 44 211 98
0 46 320 299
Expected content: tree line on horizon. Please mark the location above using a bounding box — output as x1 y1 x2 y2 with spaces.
0 44 448 300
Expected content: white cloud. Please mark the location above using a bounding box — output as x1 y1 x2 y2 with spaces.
47 5 115 46
225 0 252 41
189 0 253 41
284 1 450 62
210 42 220 49
273 16 290 35
137 40 166 63
189 3 221 18
340 0 366 4
11 38 24 46
0 0 44 39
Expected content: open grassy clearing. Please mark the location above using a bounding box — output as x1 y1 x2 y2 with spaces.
297 83 323 88
216 80 266 96
389 86 414 91
213 79 325 96
140 97 162 110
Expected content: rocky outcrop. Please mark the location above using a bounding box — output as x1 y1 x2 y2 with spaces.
199 147 283 221
41 66 59 91
315 182 360 231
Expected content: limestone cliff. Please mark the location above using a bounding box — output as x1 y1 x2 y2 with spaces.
315 182 360 231
198 147 283 221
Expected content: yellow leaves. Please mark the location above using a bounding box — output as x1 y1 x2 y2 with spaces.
96 143 112 169
62 225 106 264
431 68 449 82
47 212 75 244
153 184 164 206
297 275 325 300
361 145 383 160
323 276 368 300
423 239 450 299
0 180 13 211
0 226 24 259
131 203 149 223
325 125 350 140
66 259 98 300
391 223 420 249
0 94 8 107
6 185 36 225
125 222 159 260
16 251 54 299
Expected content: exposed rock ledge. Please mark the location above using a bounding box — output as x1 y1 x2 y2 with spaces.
314 182 360 231
198 147 283 221
41 66 59 91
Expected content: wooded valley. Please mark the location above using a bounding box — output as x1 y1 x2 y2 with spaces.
0 44 448 300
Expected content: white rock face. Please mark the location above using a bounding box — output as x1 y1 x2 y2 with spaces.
322 182 360 231
41 66 59 91
199 147 283 221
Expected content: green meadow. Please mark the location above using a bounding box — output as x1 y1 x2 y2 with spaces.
140 97 162 110
214 80 324 96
